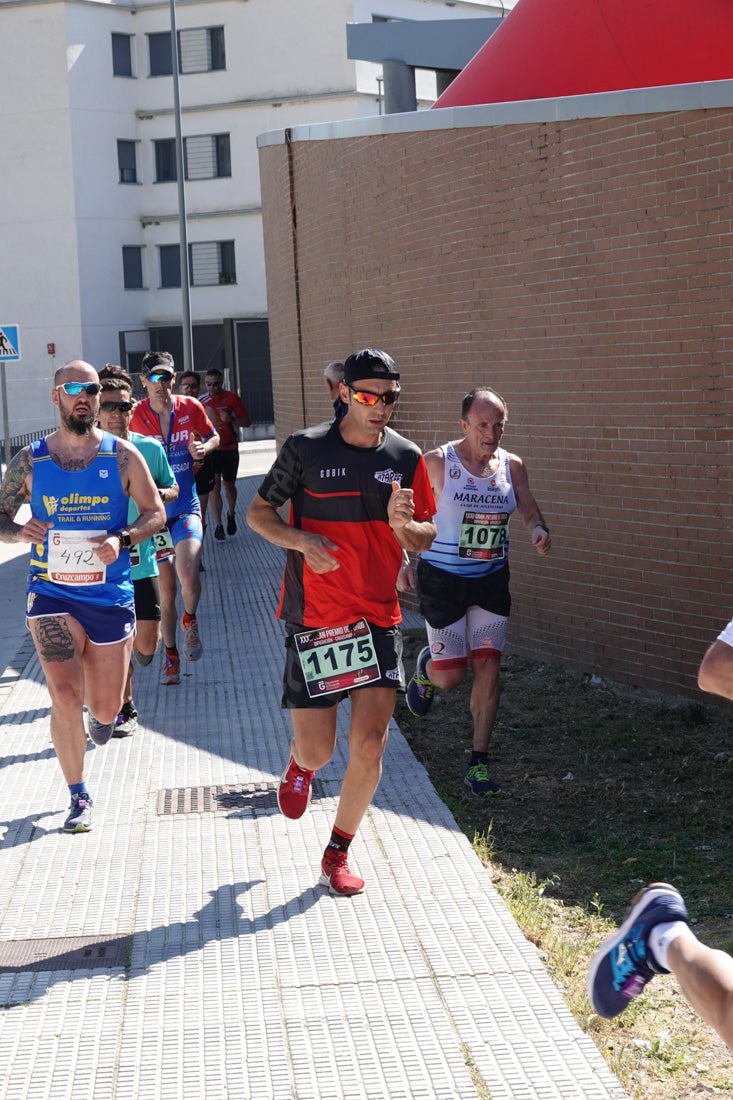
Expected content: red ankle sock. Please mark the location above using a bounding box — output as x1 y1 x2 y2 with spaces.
182 612 196 628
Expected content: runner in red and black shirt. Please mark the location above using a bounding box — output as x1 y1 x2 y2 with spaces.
200 368 251 540
247 348 436 897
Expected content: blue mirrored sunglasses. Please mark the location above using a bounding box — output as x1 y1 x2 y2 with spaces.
56 382 101 396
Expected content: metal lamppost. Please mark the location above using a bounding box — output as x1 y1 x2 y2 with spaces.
169 0 194 374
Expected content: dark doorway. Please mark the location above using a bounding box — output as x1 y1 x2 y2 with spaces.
119 319 273 425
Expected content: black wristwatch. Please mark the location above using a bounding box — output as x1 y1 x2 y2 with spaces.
111 529 133 550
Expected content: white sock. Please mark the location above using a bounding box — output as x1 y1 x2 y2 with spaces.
647 921 691 970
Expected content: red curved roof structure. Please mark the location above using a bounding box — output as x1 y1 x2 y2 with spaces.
433 0 733 109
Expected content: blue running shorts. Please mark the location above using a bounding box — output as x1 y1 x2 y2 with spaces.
26 592 135 645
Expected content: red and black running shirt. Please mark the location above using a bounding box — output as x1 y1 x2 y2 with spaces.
257 420 436 629
130 395 215 519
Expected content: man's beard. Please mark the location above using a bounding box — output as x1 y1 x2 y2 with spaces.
61 408 96 436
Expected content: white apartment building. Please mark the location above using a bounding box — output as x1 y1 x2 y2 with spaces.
0 0 506 440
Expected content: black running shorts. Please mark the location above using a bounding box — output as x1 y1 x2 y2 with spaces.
133 575 161 622
195 456 215 496
416 559 511 630
211 449 240 483
281 620 405 709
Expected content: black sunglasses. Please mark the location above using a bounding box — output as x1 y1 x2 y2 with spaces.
347 383 400 407
99 400 134 413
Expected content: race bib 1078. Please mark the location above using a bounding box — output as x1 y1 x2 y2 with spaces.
459 511 509 560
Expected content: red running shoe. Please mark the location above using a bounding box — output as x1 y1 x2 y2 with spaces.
277 754 315 819
319 851 365 896
160 650 180 685
181 614 202 661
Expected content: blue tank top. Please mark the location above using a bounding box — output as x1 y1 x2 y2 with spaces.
28 433 133 607
419 443 517 578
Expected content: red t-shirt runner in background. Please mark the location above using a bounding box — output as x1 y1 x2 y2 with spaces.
201 389 249 451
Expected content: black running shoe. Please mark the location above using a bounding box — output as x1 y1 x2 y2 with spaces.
64 793 94 833
113 701 138 737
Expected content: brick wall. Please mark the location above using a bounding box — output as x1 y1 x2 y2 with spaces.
258 108 733 697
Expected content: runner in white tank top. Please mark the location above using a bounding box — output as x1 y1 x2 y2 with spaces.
406 387 552 796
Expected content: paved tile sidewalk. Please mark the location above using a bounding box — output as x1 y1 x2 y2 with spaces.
0 461 626 1099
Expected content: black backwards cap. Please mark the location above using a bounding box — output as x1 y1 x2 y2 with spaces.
141 352 175 377
342 348 400 385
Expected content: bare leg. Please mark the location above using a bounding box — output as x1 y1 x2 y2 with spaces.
668 934 733 1051
175 537 203 617
210 475 223 528
469 655 501 753
134 618 161 661
158 557 178 648
123 663 133 706
30 615 87 785
698 639 733 701
334 687 395 835
425 655 467 694
30 615 131 782
289 704 339 772
224 479 237 519
83 634 133 723
124 616 160 703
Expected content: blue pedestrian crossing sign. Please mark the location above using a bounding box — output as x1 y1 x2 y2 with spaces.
0 325 20 361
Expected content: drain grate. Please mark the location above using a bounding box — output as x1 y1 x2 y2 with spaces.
156 780 325 816
0 935 131 973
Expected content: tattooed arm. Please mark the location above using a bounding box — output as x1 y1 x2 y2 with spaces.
0 448 52 544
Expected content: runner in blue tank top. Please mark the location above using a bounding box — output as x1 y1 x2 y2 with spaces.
0 360 165 833
406 387 552 796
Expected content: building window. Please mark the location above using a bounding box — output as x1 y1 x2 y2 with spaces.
148 27 225 76
155 135 231 182
122 247 144 289
117 140 138 183
185 134 231 180
112 33 133 77
158 242 236 287
191 240 236 286
159 245 181 288
148 32 173 76
154 139 177 183
179 26 225 73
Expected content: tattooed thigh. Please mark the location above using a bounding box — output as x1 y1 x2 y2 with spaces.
32 616 77 663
